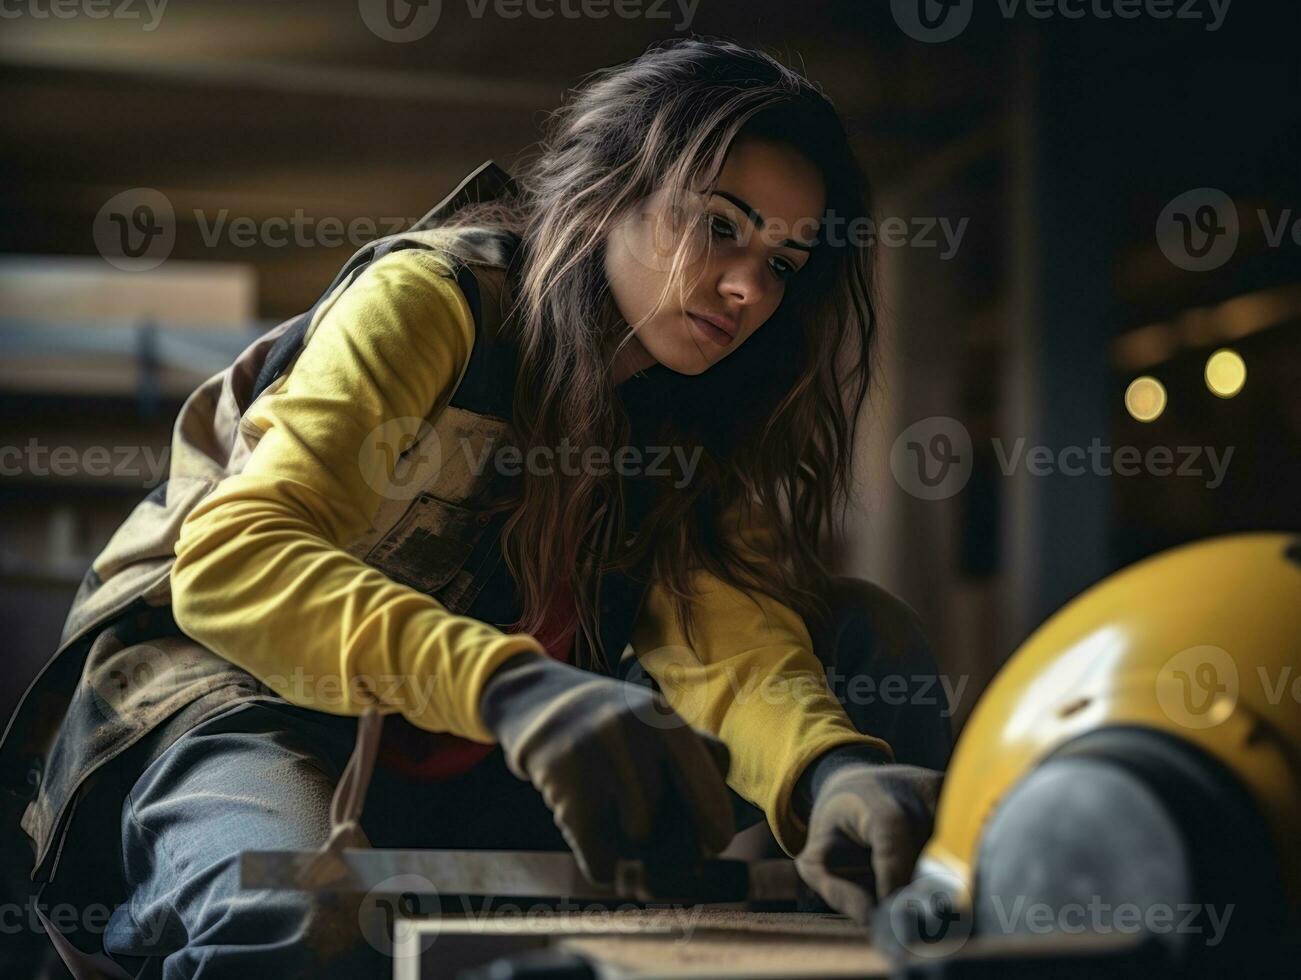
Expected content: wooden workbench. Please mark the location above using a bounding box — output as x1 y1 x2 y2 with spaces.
393 907 891 979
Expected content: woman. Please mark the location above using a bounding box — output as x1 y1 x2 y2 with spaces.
7 36 950 978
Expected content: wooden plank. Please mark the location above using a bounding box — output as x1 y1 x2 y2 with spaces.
394 909 888 980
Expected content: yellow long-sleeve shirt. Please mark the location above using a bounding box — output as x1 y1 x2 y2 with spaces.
169 248 892 855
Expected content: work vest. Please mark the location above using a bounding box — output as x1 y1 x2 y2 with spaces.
0 161 663 886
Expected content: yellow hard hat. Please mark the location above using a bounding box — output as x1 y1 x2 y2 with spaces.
884 533 1301 974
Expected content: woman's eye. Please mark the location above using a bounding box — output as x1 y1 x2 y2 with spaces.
707 212 799 281
708 215 737 240
770 257 797 281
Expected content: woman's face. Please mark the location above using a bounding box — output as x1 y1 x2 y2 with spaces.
603 137 826 380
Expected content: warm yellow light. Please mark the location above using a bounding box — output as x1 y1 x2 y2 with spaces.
1205 348 1246 398
1125 376 1167 422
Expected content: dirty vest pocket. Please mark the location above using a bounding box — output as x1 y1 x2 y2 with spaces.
364 491 486 595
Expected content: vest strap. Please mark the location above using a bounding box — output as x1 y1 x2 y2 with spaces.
297 706 384 889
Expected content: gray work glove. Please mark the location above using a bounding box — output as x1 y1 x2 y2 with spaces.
792 746 943 928
478 651 736 886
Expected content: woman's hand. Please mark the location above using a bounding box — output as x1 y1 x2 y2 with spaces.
793 757 943 927
478 651 736 886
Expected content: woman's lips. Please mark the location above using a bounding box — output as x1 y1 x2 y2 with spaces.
688 312 736 347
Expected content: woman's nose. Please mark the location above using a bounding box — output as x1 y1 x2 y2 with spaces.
717 258 765 307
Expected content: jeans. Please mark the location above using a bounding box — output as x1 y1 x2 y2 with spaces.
74 577 954 979
97 700 578 979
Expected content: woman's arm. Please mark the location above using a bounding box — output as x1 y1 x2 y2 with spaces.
170 249 547 742
628 495 894 857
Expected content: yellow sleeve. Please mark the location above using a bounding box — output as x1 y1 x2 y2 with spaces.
628 496 894 857
170 249 546 743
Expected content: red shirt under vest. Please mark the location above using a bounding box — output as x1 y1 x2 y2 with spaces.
377 576 580 780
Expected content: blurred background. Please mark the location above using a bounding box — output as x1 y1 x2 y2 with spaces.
2 0 1298 733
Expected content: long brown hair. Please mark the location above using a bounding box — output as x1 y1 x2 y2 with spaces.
440 36 879 674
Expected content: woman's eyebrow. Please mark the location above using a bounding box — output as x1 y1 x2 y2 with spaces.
710 190 818 251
